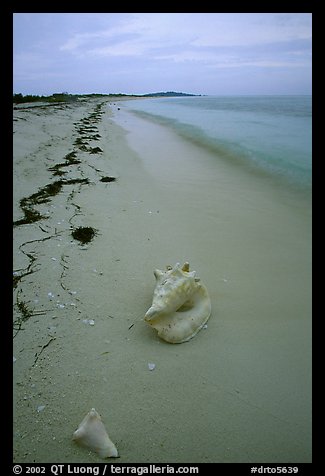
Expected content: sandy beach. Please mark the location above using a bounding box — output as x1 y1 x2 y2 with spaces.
13 97 312 463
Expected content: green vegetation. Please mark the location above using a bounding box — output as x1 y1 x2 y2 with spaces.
142 91 199 97
13 92 79 104
13 91 199 105
13 92 137 105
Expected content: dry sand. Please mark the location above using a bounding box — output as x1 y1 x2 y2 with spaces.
13 97 312 463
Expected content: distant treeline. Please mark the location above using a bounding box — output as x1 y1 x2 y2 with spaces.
142 91 198 97
12 92 130 104
13 91 199 104
13 92 77 104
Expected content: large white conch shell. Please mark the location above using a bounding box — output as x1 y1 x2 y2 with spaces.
144 262 211 343
72 408 119 458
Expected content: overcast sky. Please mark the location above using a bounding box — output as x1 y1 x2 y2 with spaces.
13 13 312 96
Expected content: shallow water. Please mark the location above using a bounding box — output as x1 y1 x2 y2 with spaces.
123 95 312 191
112 104 312 462
13 99 312 463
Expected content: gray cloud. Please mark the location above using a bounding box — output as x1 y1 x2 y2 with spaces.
13 13 312 95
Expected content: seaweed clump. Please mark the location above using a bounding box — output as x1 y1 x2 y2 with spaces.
89 146 103 154
71 226 97 244
48 151 81 176
14 207 44 227
13 270 34 289
14 290 45 336
100 176 116 183
14 178 90 227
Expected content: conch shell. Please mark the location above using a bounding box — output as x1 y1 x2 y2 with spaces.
72 408 119 458
144 262 211 343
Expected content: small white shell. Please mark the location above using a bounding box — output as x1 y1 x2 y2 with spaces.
72 408 118 458
144 262 211 343
82 319 95 326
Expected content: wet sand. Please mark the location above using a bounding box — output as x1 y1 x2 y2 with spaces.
13 97 312 463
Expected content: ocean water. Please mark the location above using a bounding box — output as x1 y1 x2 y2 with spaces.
123 96 312 190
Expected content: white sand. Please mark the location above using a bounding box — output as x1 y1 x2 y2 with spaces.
13 98 312 463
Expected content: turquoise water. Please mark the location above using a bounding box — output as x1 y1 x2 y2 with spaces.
123 96 312 190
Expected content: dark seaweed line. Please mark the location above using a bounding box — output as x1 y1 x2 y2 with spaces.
14 289 49 337
48 151 81 176
13 101 107 228
73 102 105 154
33 337 56 366
13 100 115 335
13 100 112 235
13 231 63 290
13 178 90 227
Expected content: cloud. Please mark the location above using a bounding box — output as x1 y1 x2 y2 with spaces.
13 13 312 95
206 60 311 70
190 13 311 48
59 13 199 58
58 13 312 69
14 52 53 78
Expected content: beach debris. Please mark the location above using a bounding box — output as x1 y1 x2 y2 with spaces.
48 151 81 176
13 356 17 363
148 362 156 371
37 405 46 413
14 291 43 337
82 319 95 326
89 146 103 154
13 271 26 289
72 408 119 459
71 226 97 244
33 337 56 366
144 262 211 344
92 268 103 275
100 176 116 183
47 326 57 336
13 178 89 227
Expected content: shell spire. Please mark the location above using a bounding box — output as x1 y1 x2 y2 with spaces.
73 408 119 458
144 262 211 343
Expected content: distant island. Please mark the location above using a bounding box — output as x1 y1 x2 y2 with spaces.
13 91 200 104
142 91 199 97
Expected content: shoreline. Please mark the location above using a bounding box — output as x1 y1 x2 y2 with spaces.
13 98 312 463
